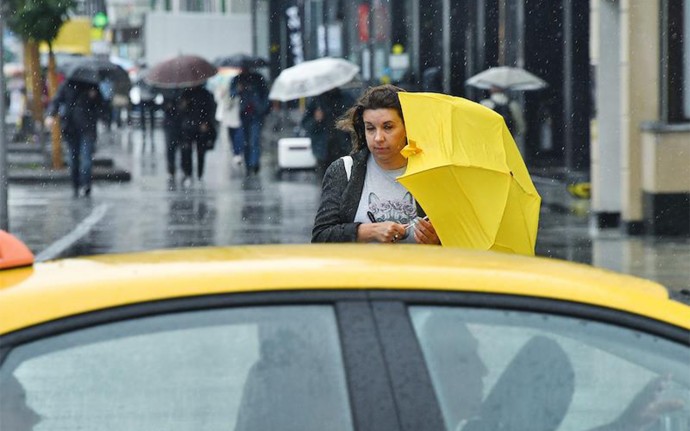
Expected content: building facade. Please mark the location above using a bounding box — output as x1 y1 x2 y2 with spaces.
263 1 590 176
592 0 689 236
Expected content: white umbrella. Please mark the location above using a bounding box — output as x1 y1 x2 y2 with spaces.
269 57 360 101
465 66 548 91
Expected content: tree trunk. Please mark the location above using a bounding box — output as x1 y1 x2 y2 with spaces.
46 46 63 169
25 40 44 128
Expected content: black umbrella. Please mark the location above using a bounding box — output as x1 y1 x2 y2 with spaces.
214 54 268 69
64 57 131 96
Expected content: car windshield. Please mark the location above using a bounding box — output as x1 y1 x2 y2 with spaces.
409 306 690 431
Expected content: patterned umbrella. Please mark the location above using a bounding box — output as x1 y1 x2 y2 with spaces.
145 55 217 89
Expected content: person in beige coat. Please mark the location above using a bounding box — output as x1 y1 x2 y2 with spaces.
213 72 244 166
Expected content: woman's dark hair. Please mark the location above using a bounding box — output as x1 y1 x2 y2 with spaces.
336 84 406 153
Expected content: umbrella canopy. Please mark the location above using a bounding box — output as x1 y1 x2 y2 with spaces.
465 66 548 91
268 57 360 101
64 57 131 96
145 55 217 89
397 92 541 255
214 54 268 69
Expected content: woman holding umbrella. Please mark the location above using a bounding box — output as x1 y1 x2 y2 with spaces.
311 84 440 245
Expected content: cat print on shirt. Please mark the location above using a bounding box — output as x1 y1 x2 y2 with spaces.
368 192 416 224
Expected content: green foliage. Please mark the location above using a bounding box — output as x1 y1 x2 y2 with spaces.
6 0 76 43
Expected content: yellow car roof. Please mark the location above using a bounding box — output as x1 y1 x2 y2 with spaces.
1 244 688 334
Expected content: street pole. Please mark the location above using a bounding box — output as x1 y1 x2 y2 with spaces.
0 14 9 230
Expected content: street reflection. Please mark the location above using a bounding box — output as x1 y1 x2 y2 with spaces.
166 191 215 248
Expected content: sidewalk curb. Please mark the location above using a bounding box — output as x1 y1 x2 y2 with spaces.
8 166 132 184
7 140 131 184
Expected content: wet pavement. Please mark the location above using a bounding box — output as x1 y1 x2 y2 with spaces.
6 116 690 297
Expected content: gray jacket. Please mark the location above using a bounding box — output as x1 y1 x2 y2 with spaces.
311 148 426 242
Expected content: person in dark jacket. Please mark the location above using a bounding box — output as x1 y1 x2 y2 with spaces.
301 88 354 176
230 67 270 174
311 84 440 245
177 85 217 187
45 79 104 197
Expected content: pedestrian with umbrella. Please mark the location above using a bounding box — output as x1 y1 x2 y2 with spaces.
311 84 441 245
268 57 361 176
44 58 125 197
312 84 541 255
177 85 217 187
466 66 548 139
230 61 271 175
145 55 218 187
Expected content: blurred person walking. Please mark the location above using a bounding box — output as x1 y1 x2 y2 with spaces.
135 79 159 135
230 66 270 174
479 86 525 138
301 88 353 176
45 79 104 197
212 71 244 167
178 85 217 187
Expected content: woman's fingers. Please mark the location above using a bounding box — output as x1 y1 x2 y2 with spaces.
414 219 440 244
379 222 405 243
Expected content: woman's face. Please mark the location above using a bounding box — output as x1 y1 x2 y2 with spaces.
362 108 407 169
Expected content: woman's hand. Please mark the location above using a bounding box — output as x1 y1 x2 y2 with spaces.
357 221 407 243
413 218 441 245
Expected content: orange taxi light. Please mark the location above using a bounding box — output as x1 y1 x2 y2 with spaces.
0 230 34 269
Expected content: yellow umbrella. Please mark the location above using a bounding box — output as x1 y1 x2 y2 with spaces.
397 92 541 255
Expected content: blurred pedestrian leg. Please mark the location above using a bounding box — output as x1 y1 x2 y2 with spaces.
164 126 181 186
68 133 96 196
242 119 263 173
180 141 194 184
229 127 244 165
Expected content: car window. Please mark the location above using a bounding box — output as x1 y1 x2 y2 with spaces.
409 306 690 431
0 305 354 431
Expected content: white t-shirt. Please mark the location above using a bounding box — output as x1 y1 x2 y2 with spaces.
354 156 419 243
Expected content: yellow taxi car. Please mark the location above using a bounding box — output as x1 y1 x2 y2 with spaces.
1 235 689 431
